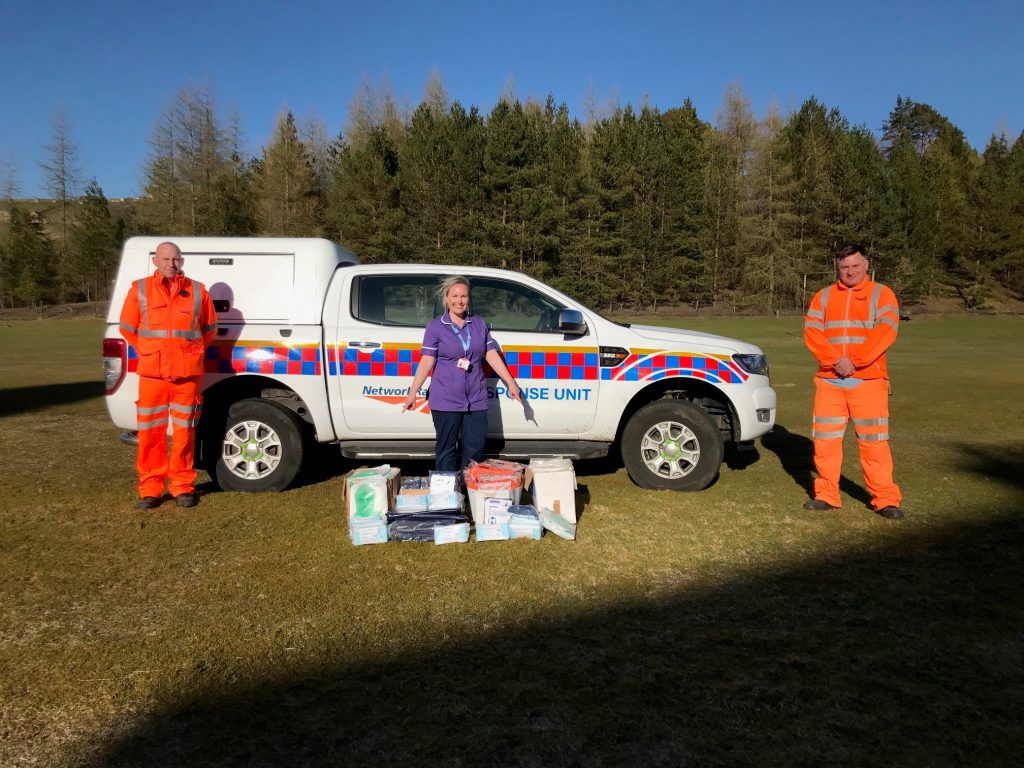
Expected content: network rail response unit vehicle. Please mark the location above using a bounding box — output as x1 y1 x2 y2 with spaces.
104 237 777 492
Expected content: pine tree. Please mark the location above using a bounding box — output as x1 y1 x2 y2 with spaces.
738 106 802 312
3 207 57 306
70 180 118 302
39 106 81 302
660 100 708 304
255 110 319 236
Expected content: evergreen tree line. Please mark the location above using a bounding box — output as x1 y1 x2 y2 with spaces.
3 82 1023 311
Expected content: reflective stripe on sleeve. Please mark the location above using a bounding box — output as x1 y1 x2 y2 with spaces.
869 284 882 327
878 317 898 330
806 308 824 320
804 320 825 331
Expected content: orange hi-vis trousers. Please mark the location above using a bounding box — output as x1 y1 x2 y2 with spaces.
812 377 901 510
136 376 202 498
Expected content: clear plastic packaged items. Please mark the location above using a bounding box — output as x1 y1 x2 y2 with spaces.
539 507 576 541
387 509 469 541
434 522 470 545
345 465 399 520
508 504 543 539
349 517 388 546
476 522 511 541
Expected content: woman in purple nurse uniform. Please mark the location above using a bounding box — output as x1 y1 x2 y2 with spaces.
402 276 522 471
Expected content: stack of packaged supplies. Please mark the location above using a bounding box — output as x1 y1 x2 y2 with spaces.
464 459 525 527
345 465 400 545
344 459 578 546
389 470 470 544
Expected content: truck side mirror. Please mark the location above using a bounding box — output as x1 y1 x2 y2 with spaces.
558 309 587 335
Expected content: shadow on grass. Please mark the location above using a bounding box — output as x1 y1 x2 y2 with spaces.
0 380 103 417
762 424 873 507
958 443 1024 491
86 514 1024 767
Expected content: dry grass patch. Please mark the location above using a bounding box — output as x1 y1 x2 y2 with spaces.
1 317 1022 767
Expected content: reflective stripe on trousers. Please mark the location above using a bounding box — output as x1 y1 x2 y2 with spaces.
811 377 901 510
136 376 202 498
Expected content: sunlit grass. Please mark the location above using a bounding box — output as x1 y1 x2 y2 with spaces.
1 317 1022 767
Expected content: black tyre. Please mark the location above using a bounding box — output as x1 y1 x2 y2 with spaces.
621 399 724 491
214 398 305 492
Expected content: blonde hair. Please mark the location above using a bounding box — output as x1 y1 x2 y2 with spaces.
437 275 471 310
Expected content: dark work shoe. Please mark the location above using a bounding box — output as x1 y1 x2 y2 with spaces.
877 505 904 520
137 496 161 510
803 499 837 511
174 493 198 508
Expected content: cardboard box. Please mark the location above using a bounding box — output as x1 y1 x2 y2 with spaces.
343 465 401 519
525 459 578 523
467 486 521 526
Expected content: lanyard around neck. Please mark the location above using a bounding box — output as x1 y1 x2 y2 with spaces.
449 318 471 356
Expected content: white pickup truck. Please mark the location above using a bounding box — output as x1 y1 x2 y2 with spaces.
103 237 776 492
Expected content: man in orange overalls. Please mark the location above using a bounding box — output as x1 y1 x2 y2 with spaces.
803 245 903 520
119 241 218 509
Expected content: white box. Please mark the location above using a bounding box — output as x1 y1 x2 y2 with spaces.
476 522 510 541
467 486 521 526
434 522 470 545
526 462 578 523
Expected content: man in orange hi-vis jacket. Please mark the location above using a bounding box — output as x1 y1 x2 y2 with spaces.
119 241 218 509
803 245 903 520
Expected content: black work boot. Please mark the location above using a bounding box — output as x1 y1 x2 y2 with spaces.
803 499 836 511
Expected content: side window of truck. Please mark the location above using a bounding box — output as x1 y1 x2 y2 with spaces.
353 275 440 326
469 278 565 332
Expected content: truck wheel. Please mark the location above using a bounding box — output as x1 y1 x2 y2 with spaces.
621 399 724 491
214 399 305 492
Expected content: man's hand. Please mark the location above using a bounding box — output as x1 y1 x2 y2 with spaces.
401 392 416 412
833 356 856 378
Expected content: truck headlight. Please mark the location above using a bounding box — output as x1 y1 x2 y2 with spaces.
732 353 769 376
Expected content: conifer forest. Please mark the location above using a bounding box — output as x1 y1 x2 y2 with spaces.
2 81 1022 313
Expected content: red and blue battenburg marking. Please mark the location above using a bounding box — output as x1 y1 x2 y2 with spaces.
126 341 747 384
606 352 747 384
126 341 330 376
335 343 747 384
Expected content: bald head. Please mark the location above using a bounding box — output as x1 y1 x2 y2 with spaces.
153 242 183 280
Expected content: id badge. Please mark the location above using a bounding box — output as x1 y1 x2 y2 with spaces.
457 357 470 371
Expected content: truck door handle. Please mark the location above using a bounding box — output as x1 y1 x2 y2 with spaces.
348 341 381 348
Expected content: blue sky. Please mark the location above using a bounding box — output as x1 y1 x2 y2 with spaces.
1 0 1021 199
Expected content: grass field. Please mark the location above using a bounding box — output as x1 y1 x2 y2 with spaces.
1 316 1022 768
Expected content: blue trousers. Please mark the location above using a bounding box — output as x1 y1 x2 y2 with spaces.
431 410 488 471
